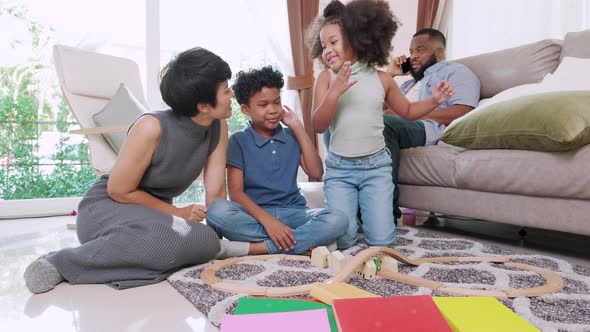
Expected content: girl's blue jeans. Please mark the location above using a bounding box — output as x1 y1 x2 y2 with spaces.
324 148 396 249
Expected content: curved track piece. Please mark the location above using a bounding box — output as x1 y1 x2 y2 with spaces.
200 247 564 298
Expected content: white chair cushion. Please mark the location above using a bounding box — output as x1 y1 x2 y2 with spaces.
92 84 146 153
53 45 148 107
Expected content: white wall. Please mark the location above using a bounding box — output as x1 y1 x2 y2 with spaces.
447 0 590 60
389 0 418 58
388 0 417 86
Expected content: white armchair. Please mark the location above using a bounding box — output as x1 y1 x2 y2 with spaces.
53 45 149 174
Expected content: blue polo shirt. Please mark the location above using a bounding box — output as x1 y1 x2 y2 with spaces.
400 60 481 145
227 122 307 208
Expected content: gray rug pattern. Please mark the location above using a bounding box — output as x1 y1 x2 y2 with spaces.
168 227 590 331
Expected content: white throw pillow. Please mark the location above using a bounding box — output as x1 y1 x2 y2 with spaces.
92 83 146 153
542 56 590 89
448 81 545 128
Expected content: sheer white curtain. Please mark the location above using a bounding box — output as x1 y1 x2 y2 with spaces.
447 0 590 60
158 0 301 117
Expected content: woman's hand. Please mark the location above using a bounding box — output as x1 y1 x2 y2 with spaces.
176 204 208 221
262 217 296 251
328 61 357 97
432 80 455 105
280 105 302 129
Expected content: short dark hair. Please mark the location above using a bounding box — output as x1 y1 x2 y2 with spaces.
232 66 284 106
160 47 231 117
306 0 399 67
414 28 446 48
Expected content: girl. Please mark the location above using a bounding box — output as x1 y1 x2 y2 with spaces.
308 0 454 249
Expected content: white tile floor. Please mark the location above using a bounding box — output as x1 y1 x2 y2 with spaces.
2 215 589 331
0 216 218 332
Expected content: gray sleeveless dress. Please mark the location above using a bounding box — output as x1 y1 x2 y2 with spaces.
47 110 221 289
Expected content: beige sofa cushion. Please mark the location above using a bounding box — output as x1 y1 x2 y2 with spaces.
399 149 590 206
398 144 461 188
455 144 590 200
454 39 562 99
399 143 590 200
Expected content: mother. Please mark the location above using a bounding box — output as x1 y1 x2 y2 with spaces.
24 47 244 293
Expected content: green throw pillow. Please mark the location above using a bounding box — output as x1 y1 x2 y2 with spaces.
440 91 590 152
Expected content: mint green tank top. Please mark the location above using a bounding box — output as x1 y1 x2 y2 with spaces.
329 62 385 157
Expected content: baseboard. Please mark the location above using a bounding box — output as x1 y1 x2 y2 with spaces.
0 197 82 219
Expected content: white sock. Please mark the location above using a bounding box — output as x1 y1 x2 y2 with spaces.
215 239 250 260
23 256 64 294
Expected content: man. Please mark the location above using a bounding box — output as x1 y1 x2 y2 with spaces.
384 28 480 221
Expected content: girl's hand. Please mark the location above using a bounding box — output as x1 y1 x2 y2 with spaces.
176 204 207 221
329 61 357 96
280 105 302 129
432 80 455 105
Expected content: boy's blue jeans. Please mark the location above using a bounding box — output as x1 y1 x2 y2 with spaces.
206 200 348 254
324 148 396 249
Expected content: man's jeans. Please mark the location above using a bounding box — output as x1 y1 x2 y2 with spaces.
382 116 426 219
206 200 348 254
324 148 396 249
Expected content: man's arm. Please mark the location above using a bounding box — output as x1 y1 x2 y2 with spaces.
379 71 454 121
424 64 481 125
420 104 474 125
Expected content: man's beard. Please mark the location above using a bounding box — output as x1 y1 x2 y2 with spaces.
410 54 438 81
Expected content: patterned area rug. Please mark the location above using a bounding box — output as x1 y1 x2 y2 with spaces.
168 227 590 331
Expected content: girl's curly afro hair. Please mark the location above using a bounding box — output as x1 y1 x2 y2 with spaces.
306 0 399 68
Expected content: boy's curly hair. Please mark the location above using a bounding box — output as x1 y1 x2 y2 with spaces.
232 66 284 106
306 0 399 67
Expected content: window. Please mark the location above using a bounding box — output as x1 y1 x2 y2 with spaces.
160 0 298 203
1 0 144 202
1 0 297 211
158 0 299 114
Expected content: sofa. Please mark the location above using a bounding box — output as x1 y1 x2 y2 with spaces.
302 29 590 237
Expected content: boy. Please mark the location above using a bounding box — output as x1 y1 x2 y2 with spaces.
207 66 347 255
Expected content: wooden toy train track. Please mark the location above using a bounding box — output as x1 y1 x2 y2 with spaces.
200 246 564 298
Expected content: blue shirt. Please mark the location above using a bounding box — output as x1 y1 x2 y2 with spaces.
400 60 481 145
227 122 306 208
